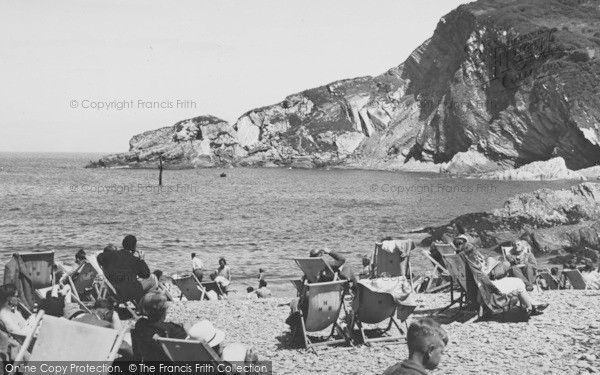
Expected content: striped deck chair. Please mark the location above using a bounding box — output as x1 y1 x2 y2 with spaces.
562 269 590 290
294 257 337 283
294 280 351 352
10 312 125 375
371 241 413 288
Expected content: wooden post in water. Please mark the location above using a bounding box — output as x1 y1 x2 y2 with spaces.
158 154 163 186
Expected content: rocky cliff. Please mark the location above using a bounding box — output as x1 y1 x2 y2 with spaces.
88 0 600 171
422 182 600 262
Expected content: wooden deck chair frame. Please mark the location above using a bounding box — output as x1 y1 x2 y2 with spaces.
293 257 337 283
153 335 234 375
99 277 139 318
171 272 207 301
371 243 413 288
562 269 590 290
67 262 99 301
420 249 452 293
294 280 351 352
351 283 414 346
10 311 125 375
436 254 473 315
290 279 305 297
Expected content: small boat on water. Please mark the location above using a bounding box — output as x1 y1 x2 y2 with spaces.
220 172 227 178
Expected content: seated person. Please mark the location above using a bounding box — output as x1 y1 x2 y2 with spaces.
246 287 258 300
256 280 272 298
309 247 356 286
360 254 372 278
132 291 188 362
97 235 154 303
581 261 600 290
187 320 225 353
505 240 537 290
58 249 88 286
0 284 36 338
382 318 448 375
462 244 547 316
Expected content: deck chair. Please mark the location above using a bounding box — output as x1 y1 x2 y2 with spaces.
562 269 590 290
290 279 305 296
351 282 415 346
99 277 139 319
461 253 521 319
436 254 475 315
201 281 227 300
537 270 562 290
293 280 350 352
421 243 455 293
67 262 99 301
10 311 125 375
18 251 55 290
372 242 413 282
294 257 337 283
171 272 207 301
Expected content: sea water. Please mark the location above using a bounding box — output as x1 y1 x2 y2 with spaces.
0 152 578 296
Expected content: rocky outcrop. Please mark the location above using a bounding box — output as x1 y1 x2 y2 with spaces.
477 157 587 180
86 116 246 168
89 0 600 171
422 183 600 258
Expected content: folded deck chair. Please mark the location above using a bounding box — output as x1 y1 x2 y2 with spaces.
10 311 125 375
294 280 351 352
436 254 473 315
372 241 413 282
351 282 415 346
294 257 337 283
562 269 590 290
460 253 520 319
68 262 99 301
171 272 207 301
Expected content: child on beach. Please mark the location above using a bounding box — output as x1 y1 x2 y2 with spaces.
382 318 448 375
246 287 258 300
258 268 266 284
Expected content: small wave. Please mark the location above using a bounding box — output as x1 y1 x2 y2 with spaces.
8 208 21 211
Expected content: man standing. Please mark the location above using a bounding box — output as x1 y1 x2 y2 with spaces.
191 253 204 282
97 235 152 303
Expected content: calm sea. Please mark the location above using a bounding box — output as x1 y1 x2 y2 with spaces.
0 153 578 296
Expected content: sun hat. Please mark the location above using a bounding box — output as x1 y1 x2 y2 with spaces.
187 320 225 347
457 234 469 242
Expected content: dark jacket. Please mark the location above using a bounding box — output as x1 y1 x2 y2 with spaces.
3 254 36 309
132 318 187 362
382 359 429 375
97 250 150 303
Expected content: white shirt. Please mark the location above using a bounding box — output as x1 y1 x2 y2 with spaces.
192 257 204 270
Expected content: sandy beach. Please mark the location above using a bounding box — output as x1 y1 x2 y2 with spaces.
166 290 600 375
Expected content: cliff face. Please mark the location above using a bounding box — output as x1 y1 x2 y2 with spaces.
88 0 600 171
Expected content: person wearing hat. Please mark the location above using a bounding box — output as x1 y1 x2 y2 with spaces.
187 320 226 352
132 291 188 362
453 234 470 252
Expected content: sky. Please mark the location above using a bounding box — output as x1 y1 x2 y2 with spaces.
0 0 473 153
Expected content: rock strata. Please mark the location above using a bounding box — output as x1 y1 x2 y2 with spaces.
88 0 600 174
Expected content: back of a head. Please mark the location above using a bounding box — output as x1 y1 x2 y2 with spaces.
153 270 163 279
140 291 168 322
407 318 448 356
317 269 334 283
103 244 117 252
122 235 137 251
191 253 196 259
